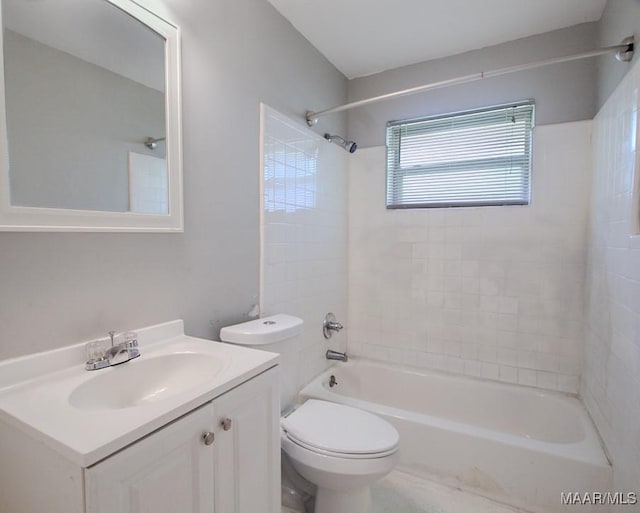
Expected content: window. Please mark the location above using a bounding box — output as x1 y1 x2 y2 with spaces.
386 101 534 209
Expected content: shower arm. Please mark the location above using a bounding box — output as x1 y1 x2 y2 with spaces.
305 37 635 126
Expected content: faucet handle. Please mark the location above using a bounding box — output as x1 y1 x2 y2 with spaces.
108 330 116 347
323 313 344 339
85 340 110 370
124 331 138 349
123 331 141 361
86 340 108 361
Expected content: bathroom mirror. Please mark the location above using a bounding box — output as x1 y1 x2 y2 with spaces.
0 0 183 231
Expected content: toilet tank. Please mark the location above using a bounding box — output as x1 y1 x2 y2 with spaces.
220 314 304 347
220 314 304 410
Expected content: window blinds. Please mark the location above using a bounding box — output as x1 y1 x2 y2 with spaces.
386 102 534 209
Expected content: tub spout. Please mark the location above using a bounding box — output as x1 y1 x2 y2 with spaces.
326 349 348 362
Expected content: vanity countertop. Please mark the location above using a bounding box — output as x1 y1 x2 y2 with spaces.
0 320 278 467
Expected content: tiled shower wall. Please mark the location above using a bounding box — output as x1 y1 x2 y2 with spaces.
583 59 640 493
348 122 592 393
261 106 348 408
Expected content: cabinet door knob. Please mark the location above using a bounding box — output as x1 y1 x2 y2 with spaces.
202 431 215 446
221 418 232 431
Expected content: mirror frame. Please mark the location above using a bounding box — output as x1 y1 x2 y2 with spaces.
0 0 183 232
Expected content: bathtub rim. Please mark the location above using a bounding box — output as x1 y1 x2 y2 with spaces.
299 358 610 469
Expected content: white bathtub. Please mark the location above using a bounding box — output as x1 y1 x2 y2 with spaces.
300 359 612 513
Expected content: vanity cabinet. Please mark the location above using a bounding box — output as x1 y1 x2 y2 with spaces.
85 402 215 513
213 367 281 513
0 366 280 513
85 367 280 513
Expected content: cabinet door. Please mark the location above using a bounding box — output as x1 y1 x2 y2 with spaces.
214 367 280 513
85 403 216 513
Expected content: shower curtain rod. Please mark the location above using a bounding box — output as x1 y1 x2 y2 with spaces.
305 36 635 127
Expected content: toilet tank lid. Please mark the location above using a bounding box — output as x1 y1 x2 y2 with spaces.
220 314 304 345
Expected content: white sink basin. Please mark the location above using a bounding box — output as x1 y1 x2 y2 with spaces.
69 353 227 410
0 321 279 467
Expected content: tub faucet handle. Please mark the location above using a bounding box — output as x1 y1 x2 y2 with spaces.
323 312 344 339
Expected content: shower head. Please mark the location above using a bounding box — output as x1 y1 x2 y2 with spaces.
324 133 357 154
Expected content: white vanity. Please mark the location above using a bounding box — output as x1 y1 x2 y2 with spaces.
0 321 280 513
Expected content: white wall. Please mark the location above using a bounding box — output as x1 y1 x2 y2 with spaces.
347 23 598 148
260 106 348 408
583 57 640 496
0 0 347 361
348 122 592 393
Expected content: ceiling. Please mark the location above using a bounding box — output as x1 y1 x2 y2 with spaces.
267 0 608 79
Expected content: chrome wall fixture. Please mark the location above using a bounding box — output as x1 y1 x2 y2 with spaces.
324 133 358 153
326 349 348 362
305 37 635 127
323 312 344 339
144 136 166 150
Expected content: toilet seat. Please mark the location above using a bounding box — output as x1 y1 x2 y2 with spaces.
284 432 398 459
281 428 399 478
281 400 399 459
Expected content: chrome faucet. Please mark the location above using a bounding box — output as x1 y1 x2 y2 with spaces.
326 349 348 362
85 331 140 370
105 338 139 366
323 312 344 339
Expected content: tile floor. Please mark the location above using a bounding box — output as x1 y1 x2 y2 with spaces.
371 470 527 513
283 469 528 513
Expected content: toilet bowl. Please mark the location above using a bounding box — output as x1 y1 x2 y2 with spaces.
281 399 399 513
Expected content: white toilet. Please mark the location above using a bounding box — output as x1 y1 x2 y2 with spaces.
281 399 399 513
220 314 400 513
